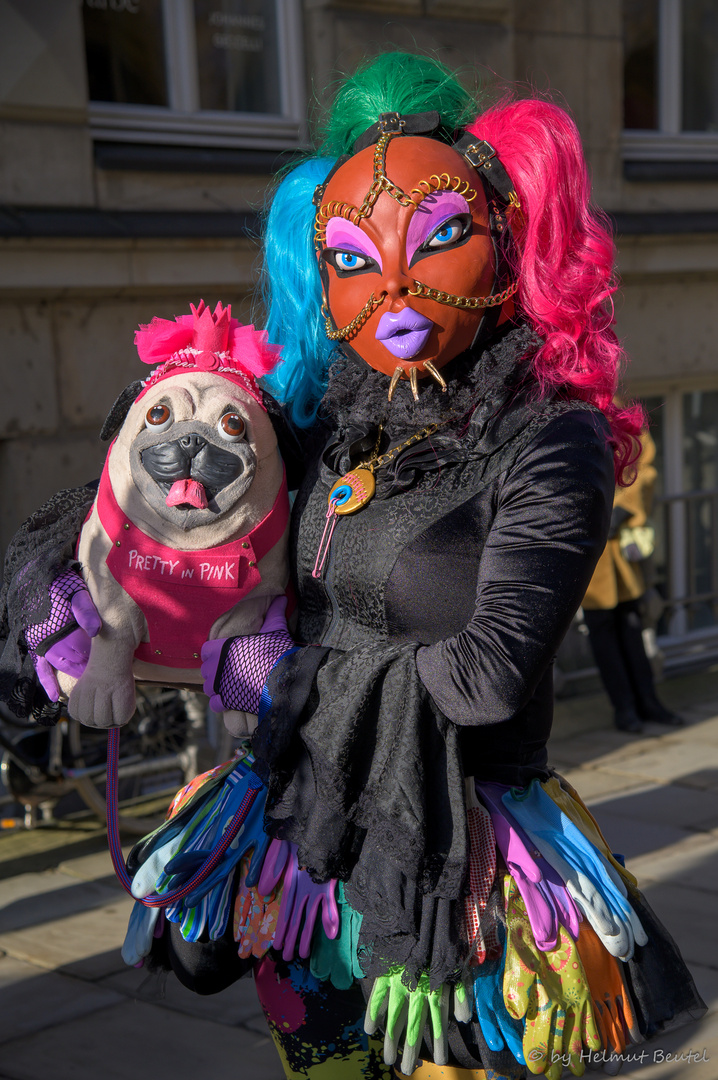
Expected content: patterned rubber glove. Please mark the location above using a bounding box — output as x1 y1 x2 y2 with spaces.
24 569 101 700
364 967 450 1074
200 595 295 714
472 944 526 1064
464 780 496 963
268 842 340 962
503 877 600 1078
234 850 286 959
504 781 646 960
575 923 641 1055
309 882 365 991
543 775 638 890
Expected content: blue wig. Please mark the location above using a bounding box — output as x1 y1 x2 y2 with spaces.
260 157 337 427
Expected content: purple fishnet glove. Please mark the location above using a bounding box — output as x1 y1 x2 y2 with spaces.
271 841 339 961
477 782 581 949
200 595 294 714
24 569 101 701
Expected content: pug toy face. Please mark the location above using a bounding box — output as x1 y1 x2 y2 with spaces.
111 372 278 538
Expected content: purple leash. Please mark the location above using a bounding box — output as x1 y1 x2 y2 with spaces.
105 727 263 908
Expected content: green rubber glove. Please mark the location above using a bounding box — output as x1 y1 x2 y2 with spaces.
309 883 364 990
503 876 601 1079
364 966 449 1075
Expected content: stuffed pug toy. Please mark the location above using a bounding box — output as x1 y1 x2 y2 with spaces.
56 301 290 730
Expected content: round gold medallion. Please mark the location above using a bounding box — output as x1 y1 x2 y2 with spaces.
328 468 376 515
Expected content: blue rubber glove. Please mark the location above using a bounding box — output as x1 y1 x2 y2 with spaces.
163 779 270 900
132 758 257 900
504 781 646 960
472 942 526 1065
121 901 161 967
128 755 249 896
131 788 224 899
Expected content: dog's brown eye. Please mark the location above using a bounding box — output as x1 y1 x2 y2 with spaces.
146 404 171 429
218 412 245 442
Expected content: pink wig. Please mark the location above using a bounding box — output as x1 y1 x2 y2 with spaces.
467 100 642 482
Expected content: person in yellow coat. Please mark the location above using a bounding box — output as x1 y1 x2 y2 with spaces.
582 429 683 732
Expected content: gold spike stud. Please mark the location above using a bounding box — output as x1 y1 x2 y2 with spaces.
409 365 419 402
423 359 447 392
388 365 404 402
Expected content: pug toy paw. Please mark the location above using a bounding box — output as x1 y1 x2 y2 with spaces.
68 673 136 729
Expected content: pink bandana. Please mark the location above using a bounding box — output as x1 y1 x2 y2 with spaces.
95 458 289 668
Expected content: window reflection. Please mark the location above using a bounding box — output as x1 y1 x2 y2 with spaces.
83 0 168 107
623 0 658 129
682 0 718 132
682 391 718 628
194 1 281 114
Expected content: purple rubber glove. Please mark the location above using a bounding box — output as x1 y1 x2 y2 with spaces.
24 569 101 701
477 782 581 949
200 595 294 714
257 837 293 895
271 842 340 961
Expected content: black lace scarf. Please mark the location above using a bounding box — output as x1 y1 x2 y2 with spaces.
319 322 544 494
0 484 97 722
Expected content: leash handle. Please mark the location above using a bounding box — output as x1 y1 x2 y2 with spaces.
106 727 261 909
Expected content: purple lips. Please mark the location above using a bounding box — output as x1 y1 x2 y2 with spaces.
375 308 434 359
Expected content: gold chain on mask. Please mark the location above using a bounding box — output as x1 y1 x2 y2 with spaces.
314 131 477 249
407 279 518 310
322 291 388 341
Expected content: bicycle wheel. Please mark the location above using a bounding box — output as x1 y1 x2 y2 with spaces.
67 685 196 836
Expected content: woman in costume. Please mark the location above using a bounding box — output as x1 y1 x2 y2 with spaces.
1 54 705 1080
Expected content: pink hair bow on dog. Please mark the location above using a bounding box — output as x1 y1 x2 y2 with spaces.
135 300 281 407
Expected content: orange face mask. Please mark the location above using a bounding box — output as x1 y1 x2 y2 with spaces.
316 135 514 390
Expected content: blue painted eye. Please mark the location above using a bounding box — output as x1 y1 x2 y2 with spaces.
426 216 468 249
336 251 367 271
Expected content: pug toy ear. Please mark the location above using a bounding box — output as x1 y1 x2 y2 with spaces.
100 380 144 442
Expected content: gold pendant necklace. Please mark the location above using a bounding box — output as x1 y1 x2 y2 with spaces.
312 421 450 579
328 422 442 515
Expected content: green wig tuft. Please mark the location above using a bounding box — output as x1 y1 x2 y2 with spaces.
318 52 480 157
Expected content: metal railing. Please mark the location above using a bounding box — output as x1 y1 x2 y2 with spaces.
653 487 718 635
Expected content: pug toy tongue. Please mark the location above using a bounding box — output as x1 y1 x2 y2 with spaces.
166 478 208 510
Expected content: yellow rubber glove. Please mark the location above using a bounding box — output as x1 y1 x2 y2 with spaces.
503 876 601 1079
543 775 638 890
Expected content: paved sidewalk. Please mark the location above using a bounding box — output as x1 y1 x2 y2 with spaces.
1 669 718 1080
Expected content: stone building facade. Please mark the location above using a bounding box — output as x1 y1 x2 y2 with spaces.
1 0 717 664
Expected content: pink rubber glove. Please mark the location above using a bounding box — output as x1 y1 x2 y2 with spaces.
271 842 340 961
24 569 101 701
200 596 294 714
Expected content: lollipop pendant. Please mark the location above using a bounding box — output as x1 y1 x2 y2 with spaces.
312 469 377 579
328 468 377 515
